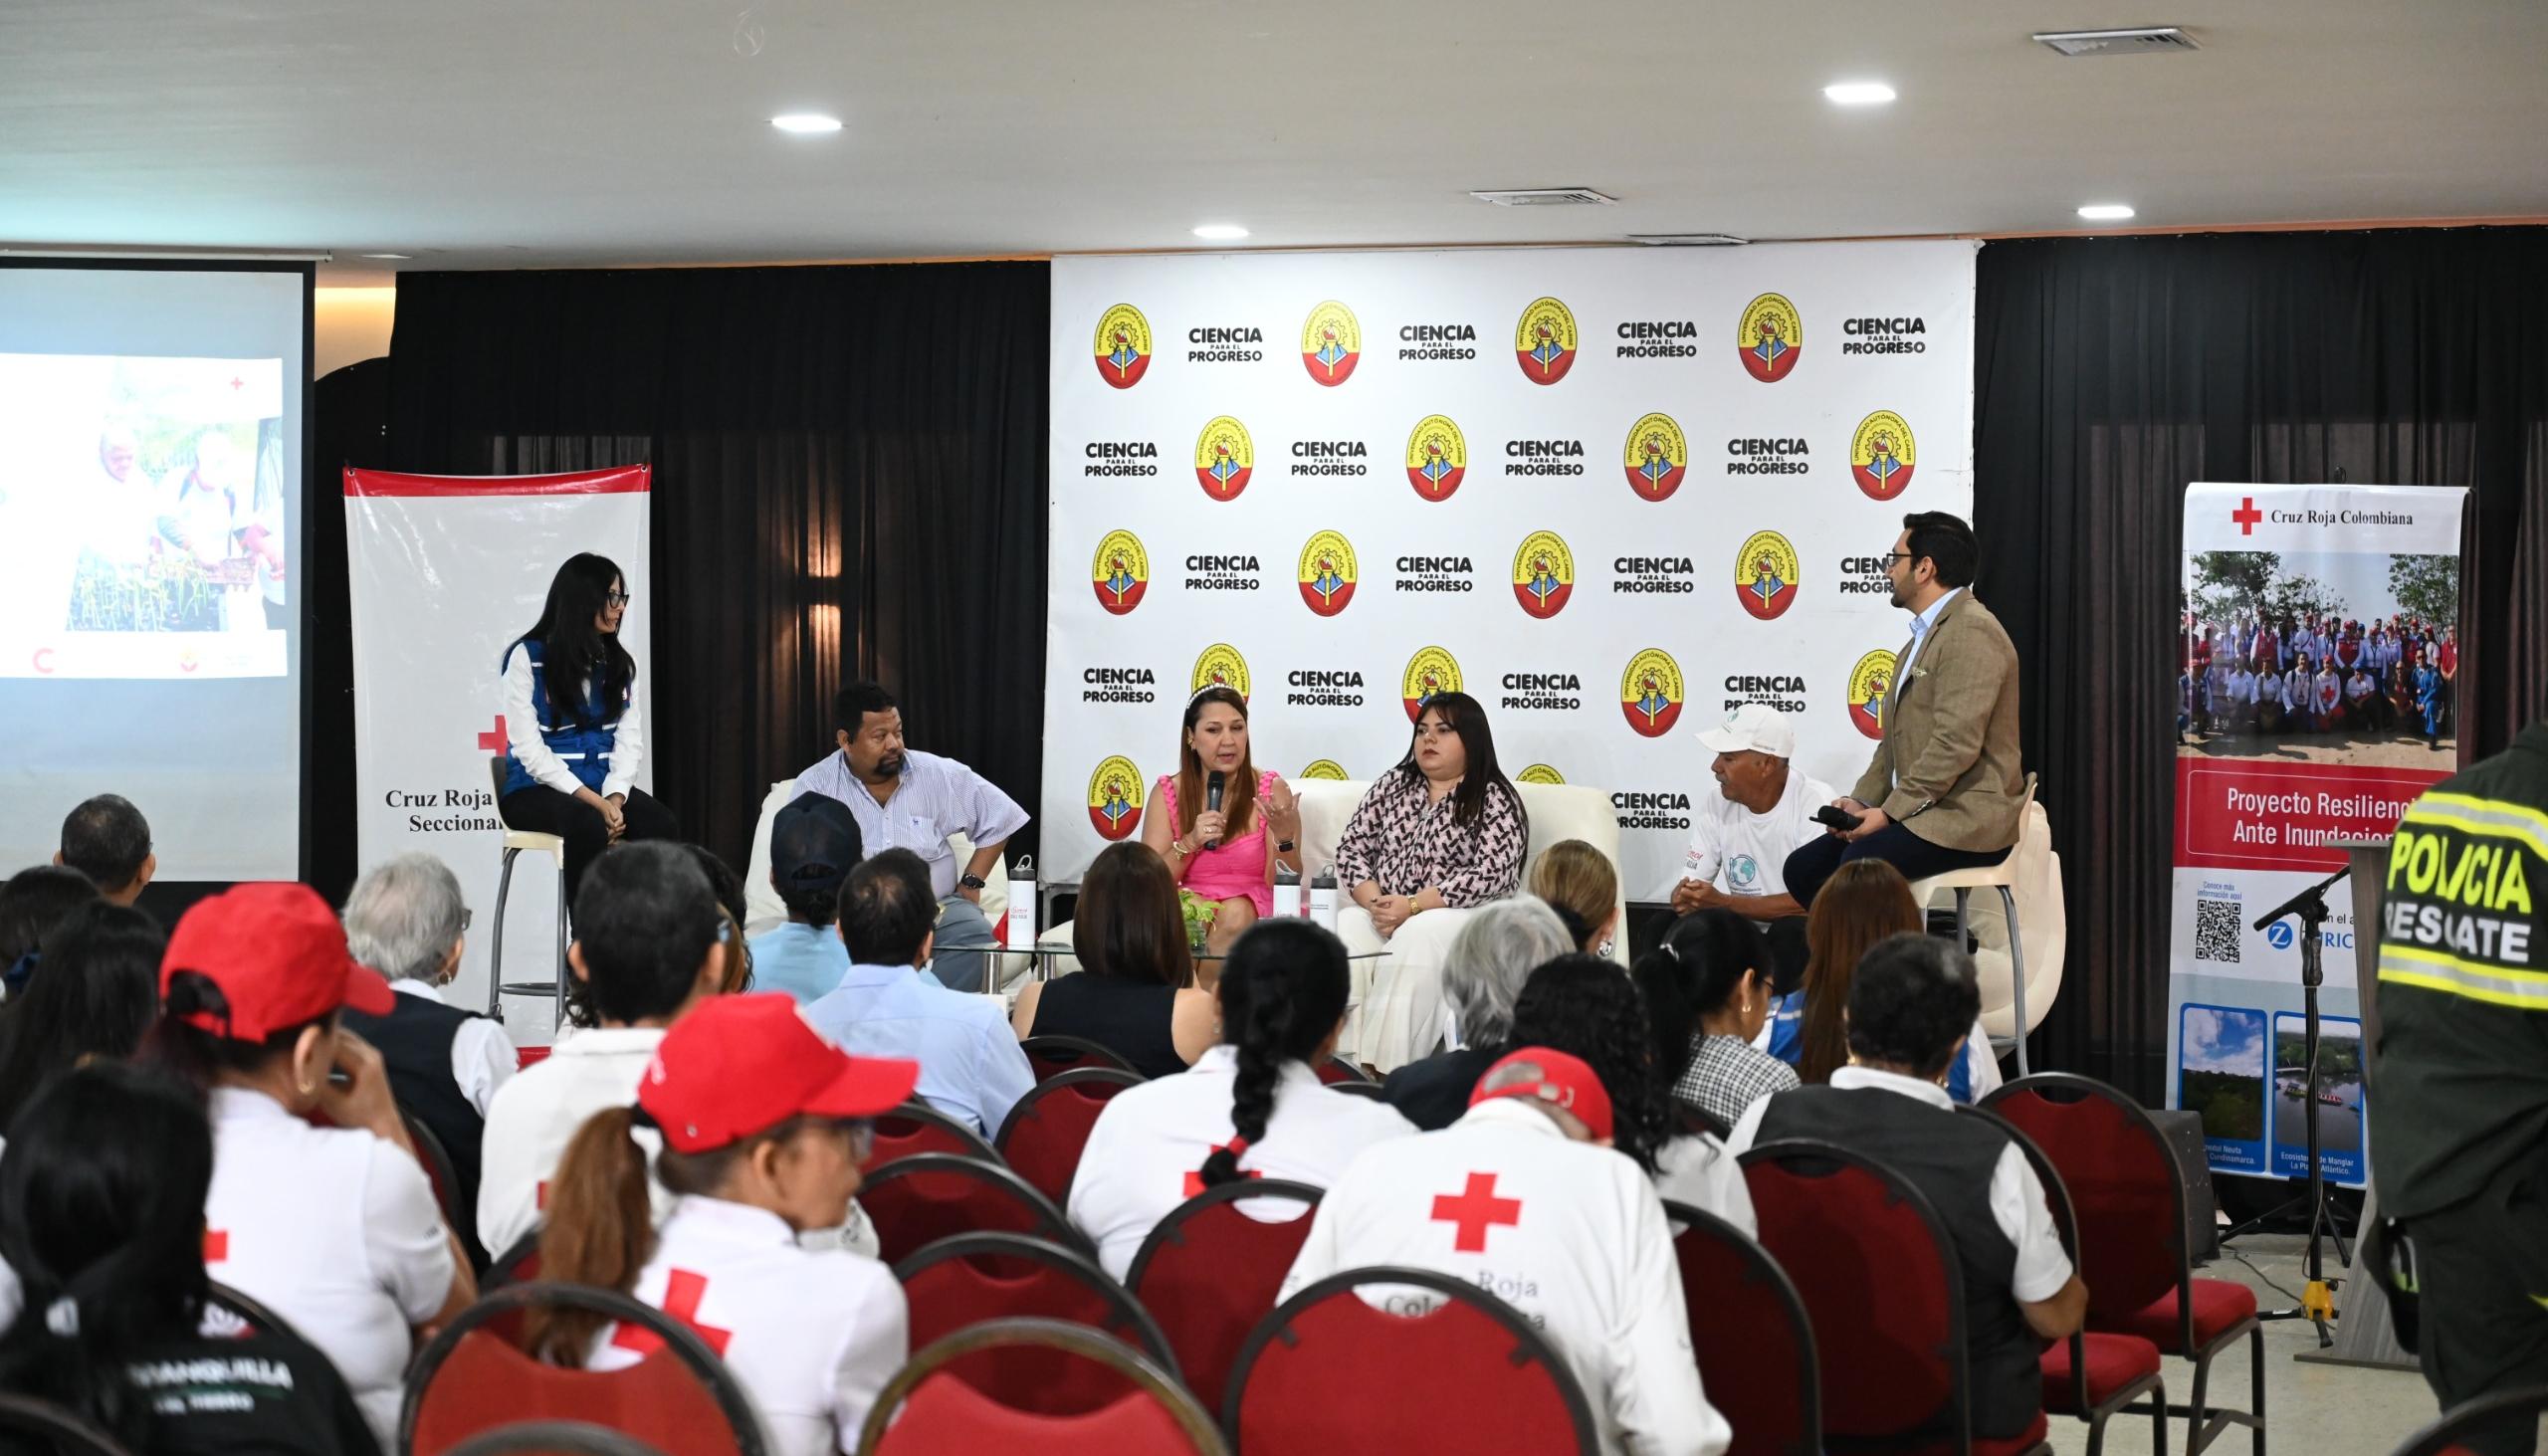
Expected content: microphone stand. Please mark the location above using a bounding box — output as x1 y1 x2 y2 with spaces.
2219 862 2352 1347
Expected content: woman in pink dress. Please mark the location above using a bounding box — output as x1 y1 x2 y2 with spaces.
1141 687 1302 955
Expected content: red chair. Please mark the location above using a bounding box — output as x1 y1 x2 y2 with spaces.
995 1068 1144 1204
1021 1034 1141 1083
895 1234 1177 1417
858 1318 1229 1455
1662 1200 1819 1456
1958 1104 2166 1456
487 1232 543 1289
1224 1267 1596 1454
1986 1072 2260 1456
859 1153 1080 1266
1314 1056 1372 1086
446 1423 673 1455
2387 1385 2548 1456
872 1101 1001 1169
1741 1139 2052 1456
404 1111 463 1237
1124 1179 1324 1412
400 1283 765 1456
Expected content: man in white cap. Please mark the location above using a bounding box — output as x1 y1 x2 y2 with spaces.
1669 703 1831 992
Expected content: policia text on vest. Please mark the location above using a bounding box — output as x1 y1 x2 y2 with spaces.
2366 723 2548 1456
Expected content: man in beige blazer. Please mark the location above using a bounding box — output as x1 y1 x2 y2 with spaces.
1783 512 2024 907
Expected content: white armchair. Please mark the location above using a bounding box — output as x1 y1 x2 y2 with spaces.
743 776 1009 938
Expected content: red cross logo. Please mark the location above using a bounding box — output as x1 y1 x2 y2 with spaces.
534 1179 549 1210
2231 497 2263 535
1183 1143 1260 1196
204 1229 230 1263
229 376 244 390
1430 1171 1523 1253
478 716 509 751
609 1268 732 1357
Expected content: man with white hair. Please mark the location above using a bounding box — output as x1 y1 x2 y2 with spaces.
1671 703 1832 992
340 852 518 1266
1380 896 1576 1130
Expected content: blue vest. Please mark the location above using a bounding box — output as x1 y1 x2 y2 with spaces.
500 639 624 796
1766 988 1980 1103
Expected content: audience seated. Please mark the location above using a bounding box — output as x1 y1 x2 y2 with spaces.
0 866 101 998
1728 934 2086 1442
535 993 916 1456
1510 953 1756 1238
1529 839 1621 956
478 842 730 1259
1280 1047 1731 1456
1069 919 1416 1280
1769 859 2001 1103
687 843 760 995
748 794 865 1003
1009 842 1215 1079
1380 896 1574 1131
142 882 476 1448
1636 910 1797 1134
341 852 520 1267
0 902 162 1135
805 849 1033 1138
0 1063 377 1455
54 793 155 908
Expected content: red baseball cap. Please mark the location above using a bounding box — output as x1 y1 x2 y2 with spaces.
639 993 921 1154
161 883 395 1042
1469 1045 1614 1142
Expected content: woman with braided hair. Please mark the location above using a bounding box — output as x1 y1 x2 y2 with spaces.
1067 919 1415 1280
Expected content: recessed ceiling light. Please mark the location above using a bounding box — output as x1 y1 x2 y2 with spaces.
358 253 411 260
1191 224 1250 241
1823 81 1896 105
770 113 843 134
2077 203 2137 221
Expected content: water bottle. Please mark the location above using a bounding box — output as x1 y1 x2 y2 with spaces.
1309 868 1339 931
1273 862 1302 920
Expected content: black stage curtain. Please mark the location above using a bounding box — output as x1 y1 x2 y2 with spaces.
1974 227 2548 1102
376 263 1049 878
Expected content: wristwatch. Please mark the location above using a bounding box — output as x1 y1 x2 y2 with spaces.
958 873 988 891
1276 839 1296 853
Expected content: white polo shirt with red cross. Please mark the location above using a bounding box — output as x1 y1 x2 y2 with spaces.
1068 1044 1418 1281
586 1194 908 1456
202 1088 456 1451
477 1025 672 1259
1277 1098 1731 1456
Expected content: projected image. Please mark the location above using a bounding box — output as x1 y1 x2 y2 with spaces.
0 354 286 677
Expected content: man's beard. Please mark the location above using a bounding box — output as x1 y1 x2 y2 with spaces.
1889 581 1910 610
876 751 907 778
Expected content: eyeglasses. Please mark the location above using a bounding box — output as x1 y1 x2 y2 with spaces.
1878 551 1914 563
605 591 632 608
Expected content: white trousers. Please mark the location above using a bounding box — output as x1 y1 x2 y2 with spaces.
1335 906 1477 1073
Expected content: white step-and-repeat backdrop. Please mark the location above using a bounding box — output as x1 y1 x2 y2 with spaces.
1043 243 1977 896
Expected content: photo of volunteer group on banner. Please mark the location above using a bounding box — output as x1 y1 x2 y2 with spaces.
1044 242 1979 895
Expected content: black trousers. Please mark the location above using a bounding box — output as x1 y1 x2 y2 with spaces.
1782 822 2010 910
499 784 680 900
2405 1161 2548 1456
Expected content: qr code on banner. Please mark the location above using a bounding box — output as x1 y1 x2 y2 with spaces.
2195 900 2242 963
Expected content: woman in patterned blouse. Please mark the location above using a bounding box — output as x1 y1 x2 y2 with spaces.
1332 692 1529 1070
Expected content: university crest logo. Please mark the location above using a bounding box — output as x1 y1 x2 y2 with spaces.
1515 763 1567 786
1511 530 1575 619
1623 412 1688 501
1190 643 1252 701
1734 530 1801 621
1301 758 1350 781
1737 293 1803 382
1298 530 1359 617
1620 648 1685 737
1404 414 1467 502
1094 304 1152 388
1091 528 1149 615
1400 646 1464 723
1852 410 1916 501
1193 416 1254 501
1848 649 1897 739
1087 756 1146 840
1301 300 1363 387
1515 297 1579 384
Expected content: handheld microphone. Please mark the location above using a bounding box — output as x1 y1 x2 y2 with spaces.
1203 770 1227 850
1811 804 1865 833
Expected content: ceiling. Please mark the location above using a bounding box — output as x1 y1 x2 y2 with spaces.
5 0 2544 287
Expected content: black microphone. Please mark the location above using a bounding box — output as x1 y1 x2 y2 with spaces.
1203 769 1227 850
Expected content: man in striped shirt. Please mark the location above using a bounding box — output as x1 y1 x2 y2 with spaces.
791 682 1029 993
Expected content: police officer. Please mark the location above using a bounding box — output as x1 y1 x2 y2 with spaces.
2368 719 2548 1454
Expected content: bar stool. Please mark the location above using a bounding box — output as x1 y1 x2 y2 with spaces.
484 758 572 1030
1906 772 2040 1075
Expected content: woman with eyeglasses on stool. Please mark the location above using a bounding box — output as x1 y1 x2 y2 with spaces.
497 553 680 897
534 994 919 1456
